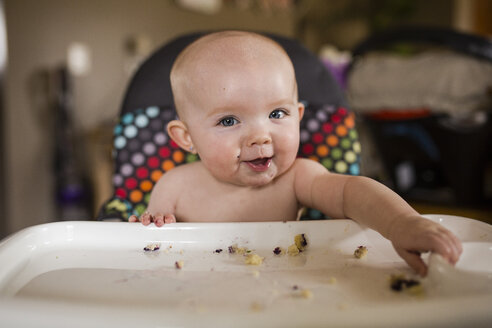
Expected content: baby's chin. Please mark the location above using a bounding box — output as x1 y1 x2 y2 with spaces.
206 157 294 188
214 169 278 188
240 174 277 188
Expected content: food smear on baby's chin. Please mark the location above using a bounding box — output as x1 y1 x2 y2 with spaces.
245 157 272 172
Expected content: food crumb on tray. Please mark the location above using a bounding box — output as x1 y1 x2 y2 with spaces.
292 286 313 299
245 253 264 265
175 260 184 269
300 289 313 299
286 233 309 256
228 244 250 254
389 274 423 295
294 233 308 251
250 302 264 312
273 246 284 255
327 276 337 285
143 243 161 251
287 244 300 256
353 246 368 259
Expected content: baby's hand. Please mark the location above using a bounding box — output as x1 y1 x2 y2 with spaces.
388 215 462 276
128 211 176 227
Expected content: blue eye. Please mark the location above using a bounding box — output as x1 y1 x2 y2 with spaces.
219 117 239 127
269 109 287 119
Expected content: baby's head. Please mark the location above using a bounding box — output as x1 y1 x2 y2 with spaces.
170 31 298 119
168 31 304 187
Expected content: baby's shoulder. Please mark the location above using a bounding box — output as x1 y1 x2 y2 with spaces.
156 162 205 184
292 157 327 173
291 158 331 185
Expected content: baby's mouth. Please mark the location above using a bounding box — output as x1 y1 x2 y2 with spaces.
245 157 272 172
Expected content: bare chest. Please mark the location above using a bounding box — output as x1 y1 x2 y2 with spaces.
174 180 299 222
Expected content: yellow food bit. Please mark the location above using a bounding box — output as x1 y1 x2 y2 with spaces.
294 234 308 251
300 289 313 299
237 247 248 254
389 274 424 296
245 253 264 265
287 244 300 256
354 246 368 259
327 277 337 285
175 260 184 269
406 284 424 296
250 302 263 312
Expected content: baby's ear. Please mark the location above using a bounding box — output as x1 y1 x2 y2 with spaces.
167 120 196 153
297 102 305 121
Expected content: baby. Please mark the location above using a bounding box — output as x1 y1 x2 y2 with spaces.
129 30 462 276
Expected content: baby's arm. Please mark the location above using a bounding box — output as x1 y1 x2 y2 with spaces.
294 159 462 276
128 169 180 227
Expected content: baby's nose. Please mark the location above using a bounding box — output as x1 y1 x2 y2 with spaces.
247 126 272 146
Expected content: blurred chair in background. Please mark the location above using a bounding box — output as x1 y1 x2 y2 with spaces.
347 27 492 206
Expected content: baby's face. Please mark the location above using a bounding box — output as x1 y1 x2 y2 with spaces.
182 55 304 187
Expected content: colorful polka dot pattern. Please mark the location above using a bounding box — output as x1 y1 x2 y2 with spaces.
299 103 360 174
101 106 199 219
298 103 361 220
100 104 360 221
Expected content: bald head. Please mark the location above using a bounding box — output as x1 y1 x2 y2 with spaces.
170 31 297 119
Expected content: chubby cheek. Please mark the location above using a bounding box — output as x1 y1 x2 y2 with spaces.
197 136 239 176
275 130 299 169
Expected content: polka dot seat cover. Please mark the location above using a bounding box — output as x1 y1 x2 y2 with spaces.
100 102 361 221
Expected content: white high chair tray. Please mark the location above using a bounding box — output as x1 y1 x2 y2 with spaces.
0 214 491 327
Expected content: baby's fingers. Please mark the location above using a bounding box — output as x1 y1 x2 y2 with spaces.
129 211 176 227
440 230 462 265
164 214 176 224
423 229 461 265
412 230 462 269
140 211 153 226
395 247 427 276
449 231 463 263
154 214 176 227
154 214 164 227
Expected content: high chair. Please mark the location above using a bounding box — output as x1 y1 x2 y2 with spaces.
347 27 492 206
98 31 361 221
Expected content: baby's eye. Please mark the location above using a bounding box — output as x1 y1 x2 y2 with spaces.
269 109 287 119
218 116 239 127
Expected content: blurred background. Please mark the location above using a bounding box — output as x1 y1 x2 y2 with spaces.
0 0 491 239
